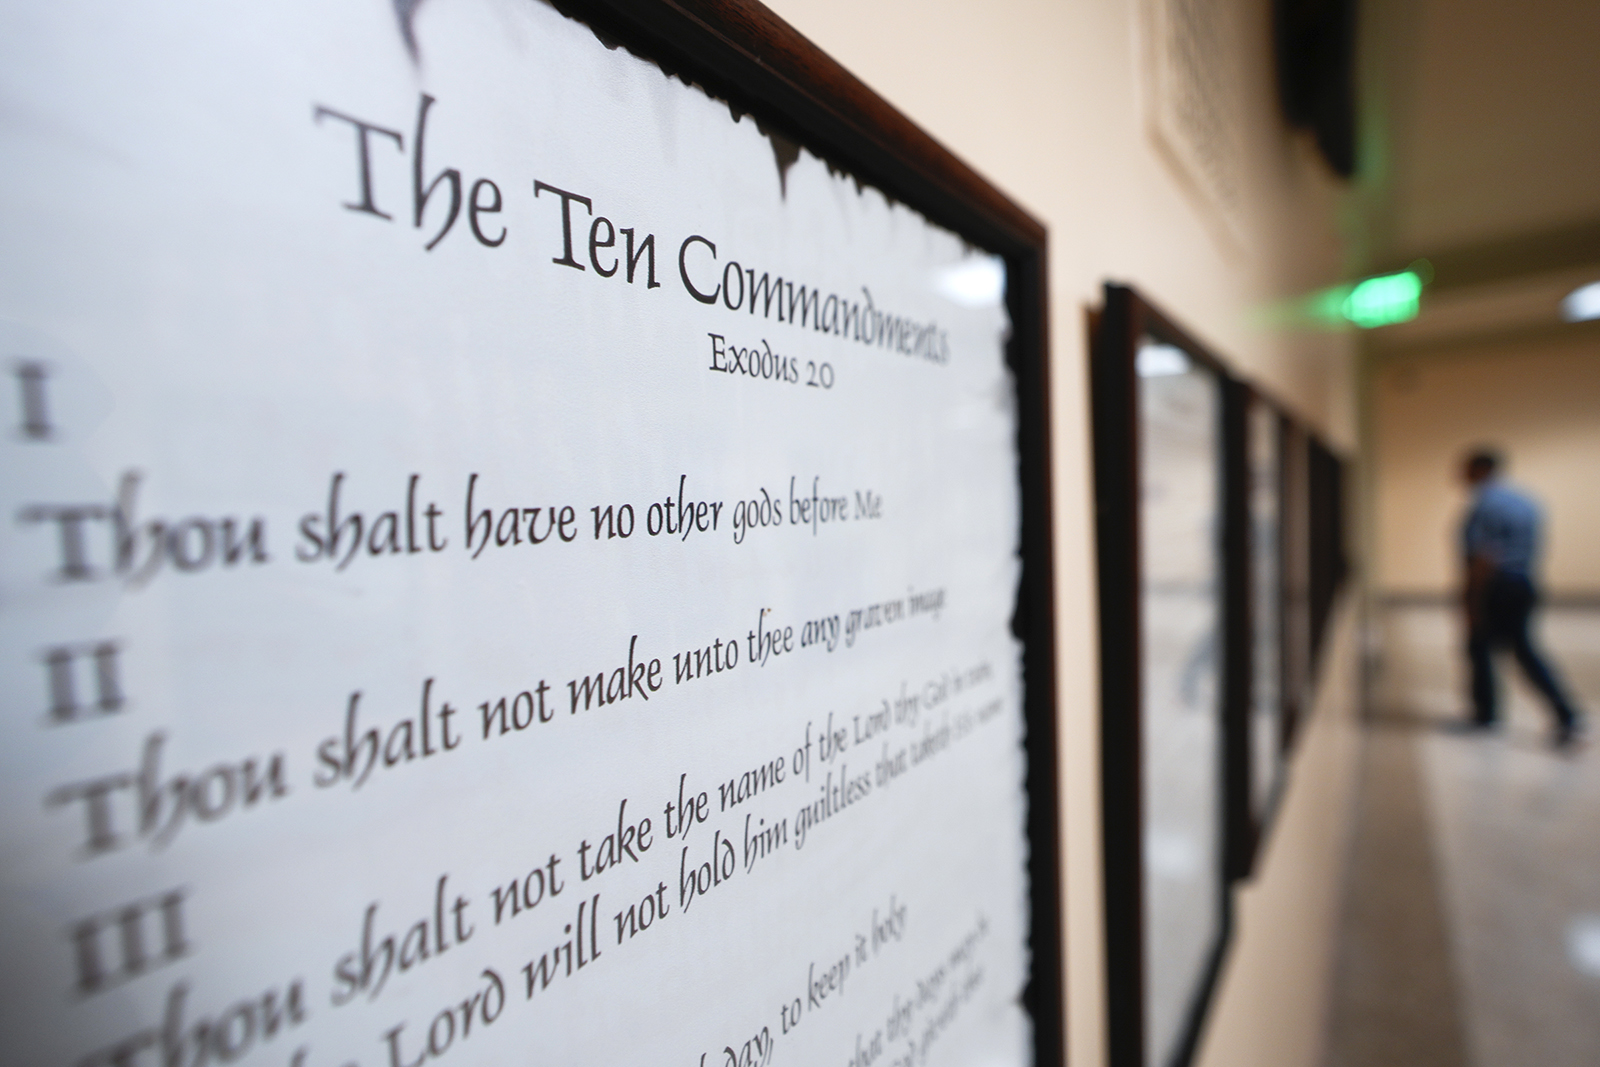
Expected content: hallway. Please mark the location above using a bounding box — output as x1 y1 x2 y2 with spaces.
1327 602 1600 1066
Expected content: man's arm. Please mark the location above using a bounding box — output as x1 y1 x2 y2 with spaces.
1464 552 1493 629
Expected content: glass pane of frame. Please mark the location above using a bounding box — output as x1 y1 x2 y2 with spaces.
1248 397 1283 825
1136 335 1224 1067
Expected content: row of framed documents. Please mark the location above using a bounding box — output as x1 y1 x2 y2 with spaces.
1092 284 1349 1067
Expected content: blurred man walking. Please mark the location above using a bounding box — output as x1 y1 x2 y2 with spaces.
1460 448 1586 748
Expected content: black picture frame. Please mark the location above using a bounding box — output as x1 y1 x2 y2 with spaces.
1278 416 1313 753
1225 391 1291 880
1308 435 1350 673
546 2 1064 1062
1278 421 1349 749
1095 282 1352 1055
1093 284 1236 1067
1237 416 1348 875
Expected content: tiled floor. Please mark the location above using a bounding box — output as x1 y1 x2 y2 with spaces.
1327 602 1600 1067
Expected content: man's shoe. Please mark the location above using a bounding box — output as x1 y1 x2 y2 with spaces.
1554 720 1587 751
1445 718 1499 735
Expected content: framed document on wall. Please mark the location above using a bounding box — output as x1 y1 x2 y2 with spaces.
1093 286 1350 1061
1224 390 1287 880
1093 285 1233 1067
1248 399 1286 834
0 3 1062 1065
1279 419 1314 750
1307 436 1349 672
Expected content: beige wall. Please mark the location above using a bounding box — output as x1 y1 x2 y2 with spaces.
761 2 1363 1066
1373 330 1600 596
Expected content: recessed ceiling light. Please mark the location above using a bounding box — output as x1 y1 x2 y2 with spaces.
1560 281 1600 322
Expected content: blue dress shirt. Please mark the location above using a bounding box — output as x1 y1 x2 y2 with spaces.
1462 480 1542 578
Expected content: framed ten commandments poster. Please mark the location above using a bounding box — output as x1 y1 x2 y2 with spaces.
0 1 1061 1065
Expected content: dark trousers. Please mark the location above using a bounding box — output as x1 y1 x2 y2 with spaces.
1468 573 1578 729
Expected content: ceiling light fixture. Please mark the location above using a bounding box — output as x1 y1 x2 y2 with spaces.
1560 281 1600 323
